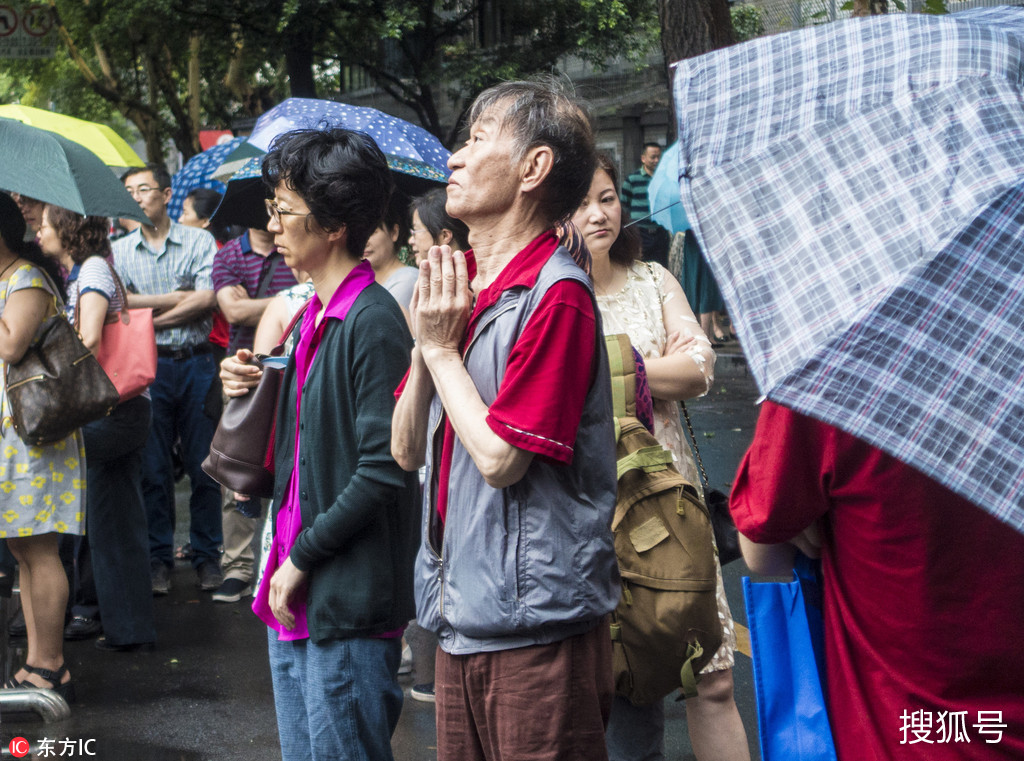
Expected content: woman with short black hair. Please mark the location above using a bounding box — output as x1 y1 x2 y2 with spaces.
220 128 418 761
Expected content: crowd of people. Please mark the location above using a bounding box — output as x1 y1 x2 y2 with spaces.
1 74 1021 761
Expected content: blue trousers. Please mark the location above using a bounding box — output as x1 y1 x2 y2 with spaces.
268 631 403 761
606 694 665 761
79 395 156 645
142 352 222 569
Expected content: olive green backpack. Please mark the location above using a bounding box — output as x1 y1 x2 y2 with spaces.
605 333 722 706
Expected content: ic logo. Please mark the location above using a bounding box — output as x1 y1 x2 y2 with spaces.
9 736 30 758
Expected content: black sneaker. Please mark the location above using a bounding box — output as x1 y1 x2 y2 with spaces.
151 564 171 596
211 577 253 603
197 561 224 592
410 683 435 703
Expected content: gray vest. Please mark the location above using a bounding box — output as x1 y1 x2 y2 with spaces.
414 248 620 654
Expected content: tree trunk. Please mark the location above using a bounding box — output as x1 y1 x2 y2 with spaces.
852 0 887 16
285 36 317 98
188 32 202 137
658 0 736 142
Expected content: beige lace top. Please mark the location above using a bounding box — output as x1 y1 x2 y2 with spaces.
596 261 715 490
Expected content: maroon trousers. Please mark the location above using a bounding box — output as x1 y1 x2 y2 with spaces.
435 620 613 761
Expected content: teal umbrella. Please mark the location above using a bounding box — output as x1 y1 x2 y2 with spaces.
0 118 149 224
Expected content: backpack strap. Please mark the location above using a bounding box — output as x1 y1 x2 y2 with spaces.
616 445 673 480
604 333 636 422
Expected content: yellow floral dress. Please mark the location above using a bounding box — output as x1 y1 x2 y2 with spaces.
0 264 86 539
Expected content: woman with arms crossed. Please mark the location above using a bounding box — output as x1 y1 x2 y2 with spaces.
572 155 750 761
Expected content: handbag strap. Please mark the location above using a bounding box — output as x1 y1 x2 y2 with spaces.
681 402 712 492
273 299 311 355
31 267 65 319
72 258 130 330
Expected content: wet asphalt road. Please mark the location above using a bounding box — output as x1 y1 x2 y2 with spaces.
0 349 766 761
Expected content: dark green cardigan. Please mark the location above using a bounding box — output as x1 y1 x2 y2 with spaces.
272 282 419 644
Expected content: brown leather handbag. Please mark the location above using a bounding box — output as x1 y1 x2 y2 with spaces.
4 273 119 446
202 302 308 498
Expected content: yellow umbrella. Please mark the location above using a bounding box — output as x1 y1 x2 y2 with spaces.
0 104 144 168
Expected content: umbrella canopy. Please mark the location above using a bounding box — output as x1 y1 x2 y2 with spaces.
645 142 689 234
244 98 449 177
0 104 144 168
673 7 1024 533
167 135 245 222
0 118 148 224
211 99 451 228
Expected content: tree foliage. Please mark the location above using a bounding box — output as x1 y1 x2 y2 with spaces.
2 0 658 160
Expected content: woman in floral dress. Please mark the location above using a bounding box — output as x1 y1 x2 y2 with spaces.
0 195 84 700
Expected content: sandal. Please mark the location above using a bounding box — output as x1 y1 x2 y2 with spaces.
175 543 192 561
6 664 75 702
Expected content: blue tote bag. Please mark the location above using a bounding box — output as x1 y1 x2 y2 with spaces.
743 553 839 761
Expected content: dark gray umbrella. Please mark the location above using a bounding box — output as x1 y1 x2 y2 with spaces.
0 118 148 224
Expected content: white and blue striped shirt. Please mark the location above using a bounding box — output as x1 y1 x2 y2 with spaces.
112 222 218 349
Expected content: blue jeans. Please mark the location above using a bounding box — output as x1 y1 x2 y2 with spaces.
142 352 222 569
79 395 156 645
267 631 403 761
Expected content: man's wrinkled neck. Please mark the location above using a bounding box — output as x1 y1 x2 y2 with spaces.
466 205 550 291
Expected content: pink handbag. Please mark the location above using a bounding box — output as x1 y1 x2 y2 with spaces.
76 260 157 401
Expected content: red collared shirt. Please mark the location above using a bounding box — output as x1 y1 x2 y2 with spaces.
731 401 1024 761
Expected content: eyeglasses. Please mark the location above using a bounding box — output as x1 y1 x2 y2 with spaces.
265 199 311 224
125 185 163 198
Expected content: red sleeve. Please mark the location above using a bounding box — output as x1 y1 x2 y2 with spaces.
486 280 596 465
729 400 834 543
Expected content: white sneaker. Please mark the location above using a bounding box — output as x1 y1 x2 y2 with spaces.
411 683 435 703
398 644 413 675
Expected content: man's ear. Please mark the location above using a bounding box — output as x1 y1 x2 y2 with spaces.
520 145 554 195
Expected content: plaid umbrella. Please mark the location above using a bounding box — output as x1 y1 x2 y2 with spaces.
167 136 245 222
673 7 1024 533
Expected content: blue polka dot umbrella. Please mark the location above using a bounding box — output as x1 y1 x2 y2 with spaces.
168 136 245 222
243 98 450 179
212 99 451 228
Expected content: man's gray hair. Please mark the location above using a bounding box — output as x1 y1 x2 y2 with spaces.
467 76 597 223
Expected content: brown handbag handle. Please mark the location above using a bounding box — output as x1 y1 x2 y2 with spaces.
269 299 311 357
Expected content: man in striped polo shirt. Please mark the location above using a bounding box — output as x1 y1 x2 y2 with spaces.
114 164 223 599
619 142 669 267
210 227 297 604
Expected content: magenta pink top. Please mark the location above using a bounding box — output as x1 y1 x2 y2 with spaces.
253 261 376 640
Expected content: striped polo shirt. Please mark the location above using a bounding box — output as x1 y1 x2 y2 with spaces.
212 231 298 352
620 167 659 234
112 222 218 350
